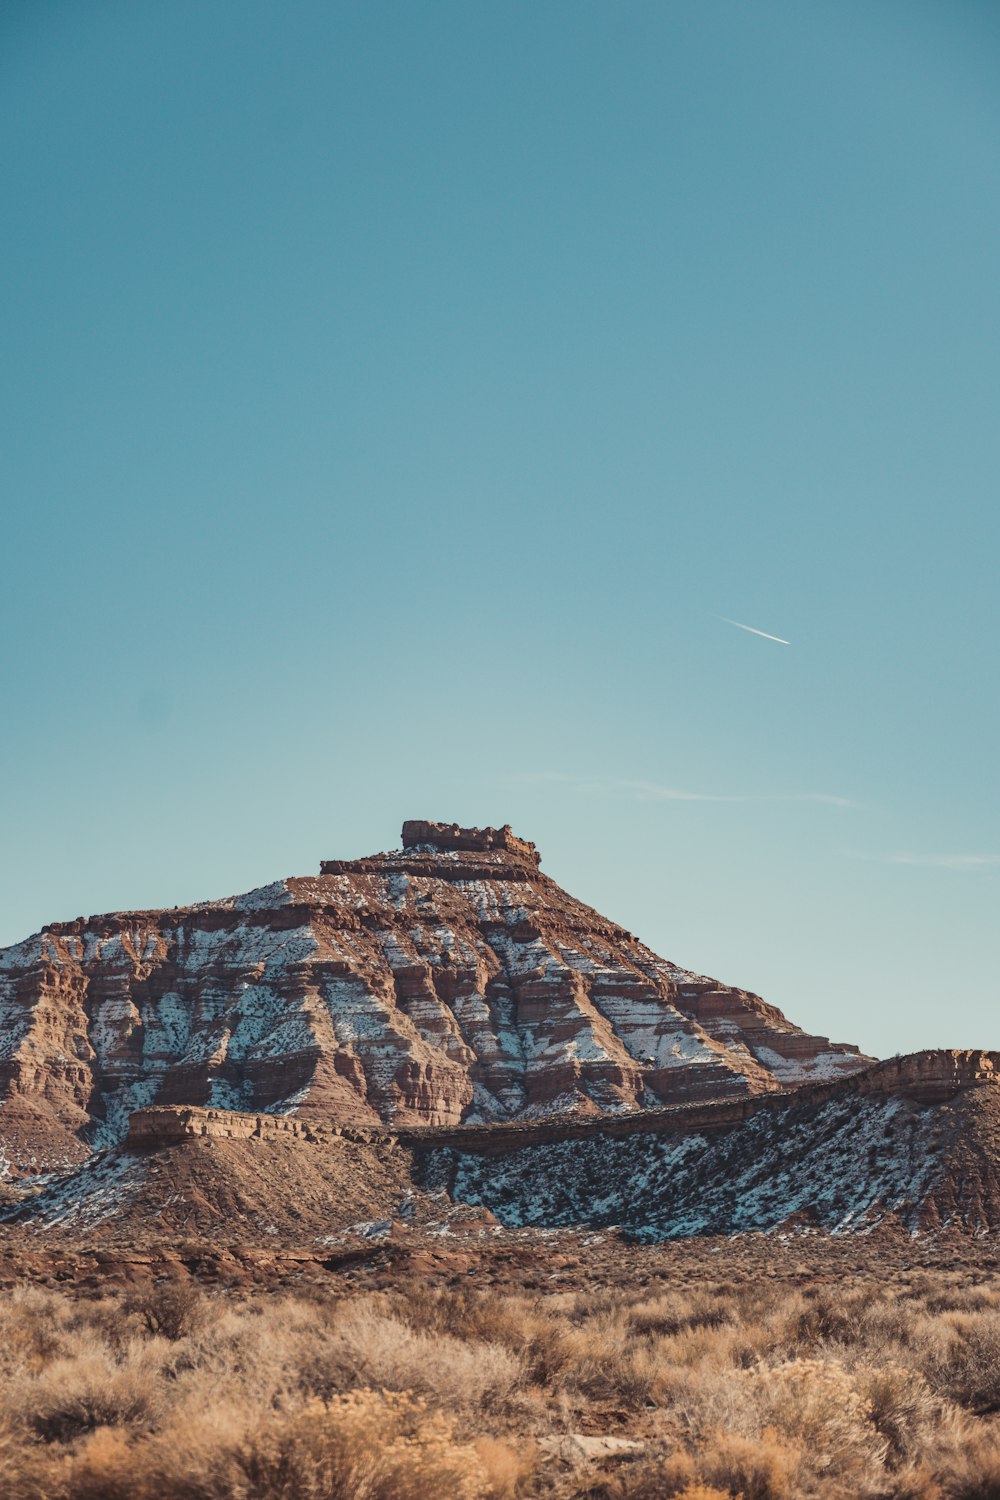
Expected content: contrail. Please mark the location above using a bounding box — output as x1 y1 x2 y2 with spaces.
719 616 790 646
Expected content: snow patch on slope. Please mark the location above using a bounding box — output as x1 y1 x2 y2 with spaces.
2 1154 143 1230
433 1093 956 1238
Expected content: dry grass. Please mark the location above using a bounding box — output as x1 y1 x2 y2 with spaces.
0 1270 997 1497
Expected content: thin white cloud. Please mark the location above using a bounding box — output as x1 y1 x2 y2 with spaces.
719 616 791 646
855 852 1000 871
514 773 858 808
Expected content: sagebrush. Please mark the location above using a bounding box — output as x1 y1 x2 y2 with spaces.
0 1268 997 1497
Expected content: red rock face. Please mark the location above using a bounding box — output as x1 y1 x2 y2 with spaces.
0 823 871 1171
428 1059 1000 1238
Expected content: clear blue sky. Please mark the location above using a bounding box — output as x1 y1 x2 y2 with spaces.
2 1 998 1060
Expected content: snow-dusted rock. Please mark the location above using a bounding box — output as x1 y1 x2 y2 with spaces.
0 822 869 1171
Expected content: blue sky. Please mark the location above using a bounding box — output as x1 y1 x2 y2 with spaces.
2 0 998 1059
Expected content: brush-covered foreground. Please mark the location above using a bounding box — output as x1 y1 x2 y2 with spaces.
1 1246 999 1499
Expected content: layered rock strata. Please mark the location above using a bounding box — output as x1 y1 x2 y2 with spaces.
429 1057 1000 1237
126 1049 1000 1156
10 1052 1000 1241
0 822 869 1171
398 1049 1000 1154
126 1105 386 1150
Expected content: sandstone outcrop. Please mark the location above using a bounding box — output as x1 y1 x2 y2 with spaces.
401 1048 1000 1155
424 1051 1000 1238
126 1104 388 1150
0 822 870 1172
7 1050 1000 1243
399 821 541 863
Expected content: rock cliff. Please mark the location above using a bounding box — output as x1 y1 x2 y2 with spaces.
8 1051 1000 1241
0 822 869 1172
429 1051 1000 1238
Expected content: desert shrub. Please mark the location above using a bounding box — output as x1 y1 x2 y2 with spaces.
922 1285 1000 1316
565 1347 657 1409
395 1287 582 1386
627 1291 731 1337
171 1297 332 1407
1 1272 1000 1500
0 1409 49 1500
696 1427 800 1500
473 1435 537 1498
662 1356 888 1493
0 1287 82 1374
933 1312 1000 1411
648 1318 754 1377
786 1286 879 1348
852 1296 920 1356
60 1426 135 1500
126 1279 206 1340
149 1380 491 1500
740 1358 887 1479
854 1362 954 1467
60 1390 500 1500
561 1449 699 1499
591 1434 797 1500
939 1435 1000 1500
311 1302 524 1410
566 1450 744 1500
883 1425 1000 1500
882 1462 952 1500
19 1343 162 1443
226 1391 491 1500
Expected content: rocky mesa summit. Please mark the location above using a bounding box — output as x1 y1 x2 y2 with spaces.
0 819 870 1175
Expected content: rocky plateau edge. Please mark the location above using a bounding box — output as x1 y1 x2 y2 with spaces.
0 821 870 1174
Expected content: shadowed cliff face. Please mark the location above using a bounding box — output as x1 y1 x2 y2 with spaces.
9 1052 1000 1242
0 823 869 1173
426 1054 1000 1239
